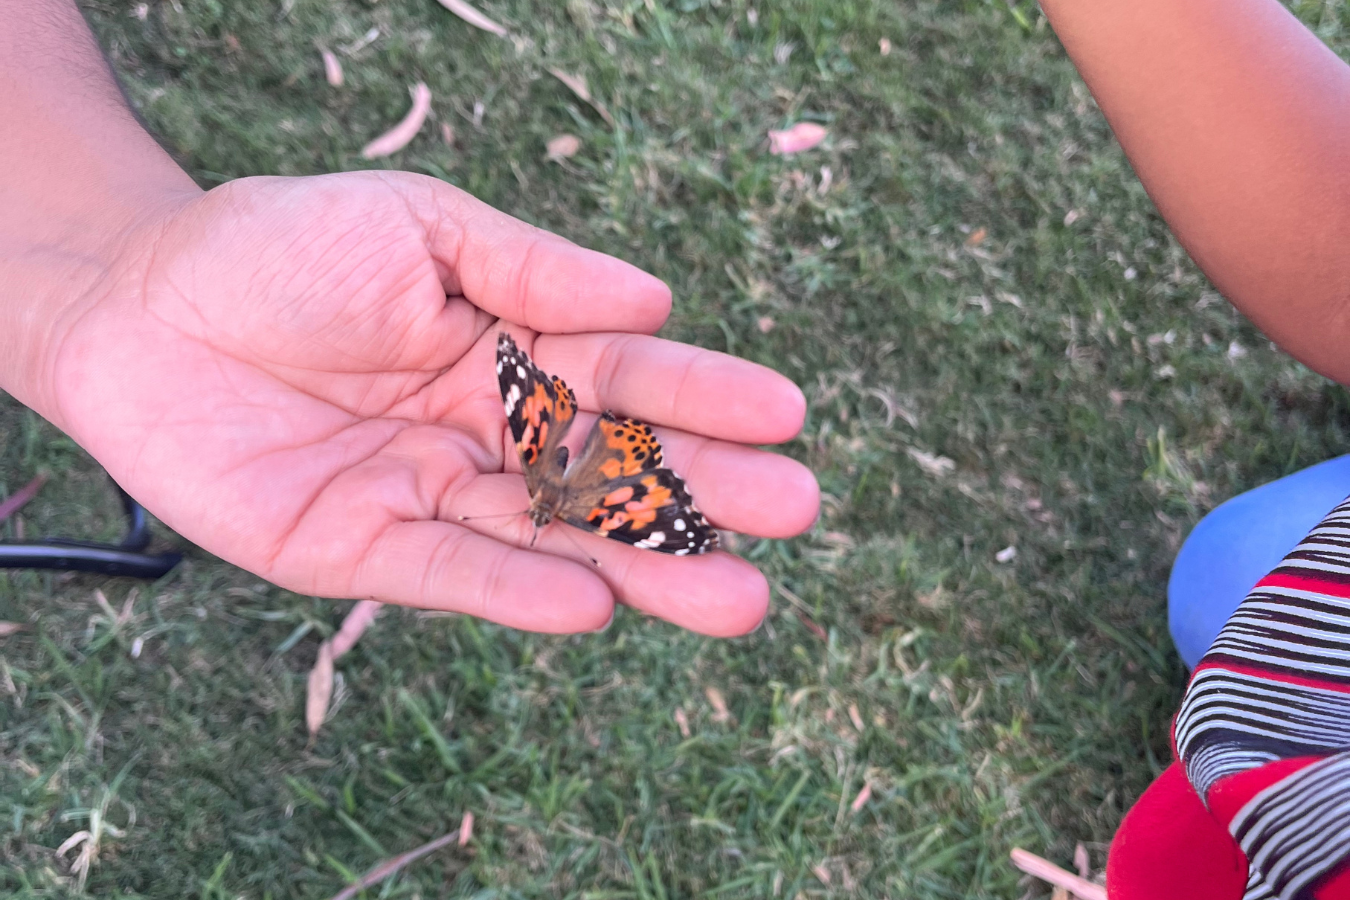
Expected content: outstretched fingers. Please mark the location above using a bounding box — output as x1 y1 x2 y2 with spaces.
647 429 820 540
529 332 807 446
445 471 775 637
602 545 770 637
350 520 615 633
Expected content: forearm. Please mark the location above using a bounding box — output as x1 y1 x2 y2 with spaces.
1041 0 1350 383
0 0 199 421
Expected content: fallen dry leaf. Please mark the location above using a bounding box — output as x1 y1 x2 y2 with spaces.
757 316 775 333
812 864 832 885
965 226 988 246
306 642 334 741
545 133 582 161
326 828 464 900
850 781 872 813
362 82 432 159
330 600 382 659
879 37 892 55
546 67 615 128
995 545 1017 563
306 601 383 741
848 703 864 732
1053 888 1071 900
0 473 47 522
441 123 456 147
768 122 827 155
435 0 508 36
1074 843 1090 879
674 707 691 738
0 621 26 637
458 811 474 847
1009 848 1106 900
321 48 343 87
705 687 731 723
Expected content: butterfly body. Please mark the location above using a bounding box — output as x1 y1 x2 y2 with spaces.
496 332 718 555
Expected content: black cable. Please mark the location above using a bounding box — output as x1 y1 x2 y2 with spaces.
0 485 181 579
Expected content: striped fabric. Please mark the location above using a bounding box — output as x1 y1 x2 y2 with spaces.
1175 497 1350 900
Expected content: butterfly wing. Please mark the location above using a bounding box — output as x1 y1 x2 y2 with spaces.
558 411 719 555
497 333 576 494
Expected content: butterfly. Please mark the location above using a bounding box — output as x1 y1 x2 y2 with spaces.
495 332 718 556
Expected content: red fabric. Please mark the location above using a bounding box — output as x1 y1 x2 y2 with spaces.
1255 571 1350 598
1315 862 1350 899
1107 763 1245 900
1207 756 1323 827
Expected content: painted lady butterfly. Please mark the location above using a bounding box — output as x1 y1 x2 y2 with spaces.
496 332 718 556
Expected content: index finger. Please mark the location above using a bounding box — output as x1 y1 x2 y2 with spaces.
531 332 807 446
404 175 673 335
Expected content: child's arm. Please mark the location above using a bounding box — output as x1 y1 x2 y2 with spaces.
1040 0 1350 383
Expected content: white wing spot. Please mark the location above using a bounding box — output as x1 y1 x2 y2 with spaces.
496 360 504 374
674 548 690 556
504 383 522 413
634 530 666 549
673 519 686 532
516 365 527 380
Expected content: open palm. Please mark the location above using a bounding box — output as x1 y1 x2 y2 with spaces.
48 172 818 634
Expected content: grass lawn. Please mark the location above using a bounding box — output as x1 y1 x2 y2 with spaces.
4 0 1350 896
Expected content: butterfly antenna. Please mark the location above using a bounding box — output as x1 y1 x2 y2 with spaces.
554 524 601 568
457 510 529 522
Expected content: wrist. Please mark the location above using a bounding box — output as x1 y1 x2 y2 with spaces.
0 182 200 430
0 0 203 427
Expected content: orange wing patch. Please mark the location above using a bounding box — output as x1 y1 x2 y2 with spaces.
586 474 676 534
624 475 674 528
521 384 552 427
596 415 662 478
516 383 556 466
602 486 635 507
552 377 575 420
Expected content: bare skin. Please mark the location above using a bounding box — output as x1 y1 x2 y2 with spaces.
1040 0 1350 383
0 0 819 635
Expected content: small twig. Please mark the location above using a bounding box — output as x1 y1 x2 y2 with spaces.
326 828 462 900
1010 849 1106 900
0 473 48 522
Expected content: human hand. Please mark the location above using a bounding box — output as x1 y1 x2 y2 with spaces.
37 172 818 635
